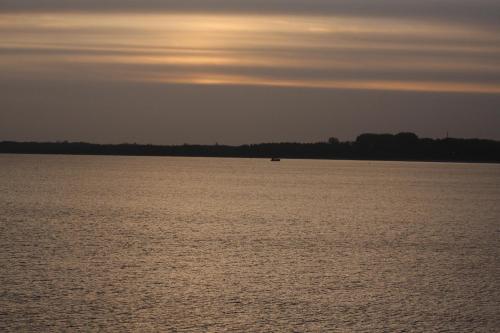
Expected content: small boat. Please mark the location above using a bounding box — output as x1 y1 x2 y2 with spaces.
271 157 281 162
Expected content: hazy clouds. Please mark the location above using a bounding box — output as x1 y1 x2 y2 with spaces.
1 1 499 143
2 14 499 93
1 0 500 28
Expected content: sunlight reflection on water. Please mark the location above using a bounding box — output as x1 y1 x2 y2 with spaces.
0 155 499 331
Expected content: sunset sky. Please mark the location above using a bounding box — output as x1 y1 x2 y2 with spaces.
1 0 499 144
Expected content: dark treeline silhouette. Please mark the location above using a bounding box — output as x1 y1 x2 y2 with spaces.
1 132 499 163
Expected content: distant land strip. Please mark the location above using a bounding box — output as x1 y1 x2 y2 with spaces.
1 133 499 163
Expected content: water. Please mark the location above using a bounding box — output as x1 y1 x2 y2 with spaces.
0 154 499 332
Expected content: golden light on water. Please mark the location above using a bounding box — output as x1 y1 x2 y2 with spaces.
1 13 500 93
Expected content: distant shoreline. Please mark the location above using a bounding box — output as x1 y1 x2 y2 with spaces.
2 152 499 165
2 132 500 164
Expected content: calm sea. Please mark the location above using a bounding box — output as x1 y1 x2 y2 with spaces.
0 154 499 332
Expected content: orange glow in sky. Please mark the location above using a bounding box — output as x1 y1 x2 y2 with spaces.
1 13 499 94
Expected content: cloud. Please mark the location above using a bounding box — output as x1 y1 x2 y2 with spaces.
1 12 499 94
1 2 499 143
1 0 500 28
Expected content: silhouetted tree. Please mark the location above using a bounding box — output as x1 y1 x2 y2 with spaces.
1 133 499 162
328 137 340 145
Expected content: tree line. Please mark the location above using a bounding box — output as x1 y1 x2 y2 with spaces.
1 132 499 162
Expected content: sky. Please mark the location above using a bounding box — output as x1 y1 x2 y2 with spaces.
1 0 499 144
